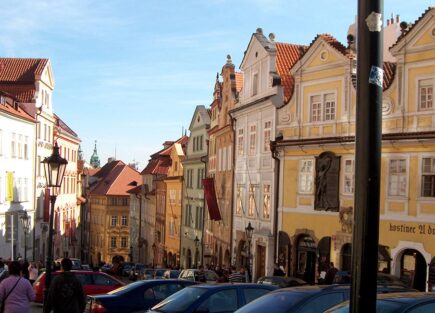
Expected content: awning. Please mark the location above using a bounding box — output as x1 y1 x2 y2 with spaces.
203 178 222 221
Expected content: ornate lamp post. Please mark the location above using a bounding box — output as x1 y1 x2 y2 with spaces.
41 142 67 313
245 222 254 282
20 210 31 261
194 236 200 267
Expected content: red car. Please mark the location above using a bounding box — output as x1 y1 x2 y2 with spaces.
33 270 124 303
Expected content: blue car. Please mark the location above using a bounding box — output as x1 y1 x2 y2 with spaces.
85 279 197 313
139 283 278 313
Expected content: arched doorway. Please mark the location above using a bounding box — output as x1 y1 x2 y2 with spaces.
317 237 331 277
295 235 316 284
429 257 435 291
186 249 192 269
400 249 427 291
278 231 291 276
341 243 352 271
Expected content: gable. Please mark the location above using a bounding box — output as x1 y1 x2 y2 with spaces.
240 34 272 70
189 105 210 131
305 44 343 69
41 61 55 89
413 24 435 47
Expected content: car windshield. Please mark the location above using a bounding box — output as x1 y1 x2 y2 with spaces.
151 286 208 313
236 291 307 313
107 281 145 295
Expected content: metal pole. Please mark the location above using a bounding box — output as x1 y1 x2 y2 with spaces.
43 194 56 313
24 227 27 260
350 1 383 312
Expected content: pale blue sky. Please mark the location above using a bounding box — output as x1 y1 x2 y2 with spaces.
1 0 432 169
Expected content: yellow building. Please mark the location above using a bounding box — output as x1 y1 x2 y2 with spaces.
274 8 435 290
164 138 188 267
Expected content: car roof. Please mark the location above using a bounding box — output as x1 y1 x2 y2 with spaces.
188 283 277 290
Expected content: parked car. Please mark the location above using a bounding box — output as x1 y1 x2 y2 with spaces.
325 292 435 313
101 263 113 274
135 283 278 313
163 269 181 279
121 262 135 277
55 258 82 270
257 276 307 288
179 269 219 283
234 283 417 313
153 268 168 279
33 270 124 303
129 263 146 281
85 279 197 313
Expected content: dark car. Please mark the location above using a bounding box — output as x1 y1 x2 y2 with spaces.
153 268 168 279
85 279 197 313
121 262 135 277
257 276 307 288
138 283 278 313
234 284 416 313
33 270 124 303
325 292 435 313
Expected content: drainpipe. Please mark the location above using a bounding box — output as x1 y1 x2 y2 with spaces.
270 135 282 267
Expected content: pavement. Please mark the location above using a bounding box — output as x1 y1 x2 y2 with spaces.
30 302 43 313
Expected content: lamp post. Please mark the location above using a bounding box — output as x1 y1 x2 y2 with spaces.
20 210 31 261
194 236 200 267
41 142 68 313
245 222 254 282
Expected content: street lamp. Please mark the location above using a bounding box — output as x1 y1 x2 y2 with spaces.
41 142 67 313
245 222 254 282
20 210 31 261
194 236 200 267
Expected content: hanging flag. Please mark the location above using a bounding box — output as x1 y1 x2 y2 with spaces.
202 178 222 221
6 172 14 201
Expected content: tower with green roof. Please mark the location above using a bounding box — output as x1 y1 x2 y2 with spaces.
90 140 101 168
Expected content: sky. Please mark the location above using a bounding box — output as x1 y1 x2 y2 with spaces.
0 0 432 170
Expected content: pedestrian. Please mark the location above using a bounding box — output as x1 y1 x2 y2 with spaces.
324 262 338 284
229 266 247 283
273 264 285 276
28 263 39 285
196 265 207 283
45 258 86 313
0 261 35 313
21 261 29 280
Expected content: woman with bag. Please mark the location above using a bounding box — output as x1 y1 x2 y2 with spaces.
0 261 35 313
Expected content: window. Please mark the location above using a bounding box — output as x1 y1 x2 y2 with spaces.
195 206 203 229
237 129 244 156
421 157 435 197
388 159 407 196
419 78 433 110
186 169 193 188
185 204 192 226
198 289 238 313
227 146 232 171
248 184 257 217
121 215 128 226
222 147 227 171
11 133 16 158
236 185 244 215
199 135 203 151
111 237 116 248
263 121 271 152
249 125 256 156
310 93 336 122
121 237 127 248
299 160 314 193
252 72 259 96
111 216 117 227
24 136 28 159
343 159 355 194
197 168 204 189
263 184 271 219
174 161 178 172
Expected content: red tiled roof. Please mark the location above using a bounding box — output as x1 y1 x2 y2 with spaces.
235 72 244 93
0 92 34 122
54 113 79 139
0 58 48 82
391 7 434 50
90 160 141 196
305 34 352 59
275 42 307 103
0 84 36 103
383 62 396 90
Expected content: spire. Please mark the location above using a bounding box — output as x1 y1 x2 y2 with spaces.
90 140 101 168
78 144 84 161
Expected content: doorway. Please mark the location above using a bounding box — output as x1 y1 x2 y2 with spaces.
400 249 427 291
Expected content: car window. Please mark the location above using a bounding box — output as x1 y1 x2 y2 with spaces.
151 284 185 301
297 293 345 313
408 302 435 312
205 271 218 281
196 289 238 313
151 287 207 312
237 291 307 313
93 274 117 286
144 288 155 300
75 273 92 285
243 288 271 304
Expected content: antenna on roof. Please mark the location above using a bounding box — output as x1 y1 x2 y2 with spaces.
115 145 117 160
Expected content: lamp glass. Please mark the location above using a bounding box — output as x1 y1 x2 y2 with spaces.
41 142 68 188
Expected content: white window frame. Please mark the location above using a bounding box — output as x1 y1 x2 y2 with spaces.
262 183 271 219
227 146 232 171
237 128 244 156
121 215 128 226
252 72 259 96
249 124 257 156
388 158 408 197
298 159 314 193
11 132 16 158
195 206 203 229
263 121 271 153
121 237 128 248
418 78 433 111
310 92 336 122
421 157 435 197
343 159 355 195
111 215 117 227
185 204 192 226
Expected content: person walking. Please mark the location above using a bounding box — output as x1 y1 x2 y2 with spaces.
45 258 86 313
229 266 247 283
28 263 39 285
0 261 35 313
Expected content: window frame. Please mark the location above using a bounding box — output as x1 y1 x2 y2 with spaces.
248 124 257 156
298 159 314 194
421 157 435 198
237 128 244 156
343 158 355 195
387 158 408 197
262 183 271 219
263 121 272 153
309 92 336 123
418 78 434 111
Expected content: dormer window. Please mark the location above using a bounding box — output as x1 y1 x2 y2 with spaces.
252 72 259 96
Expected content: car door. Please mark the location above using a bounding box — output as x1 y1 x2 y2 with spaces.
92 273 121 294
75 273 94 295
194 288 239 313
144 282 187 308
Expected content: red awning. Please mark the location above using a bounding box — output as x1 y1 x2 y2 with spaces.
203 178 222 221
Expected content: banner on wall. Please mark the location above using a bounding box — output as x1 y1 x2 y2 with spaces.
6 171 14 201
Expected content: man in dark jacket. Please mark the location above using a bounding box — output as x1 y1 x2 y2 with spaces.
45 258 85 313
